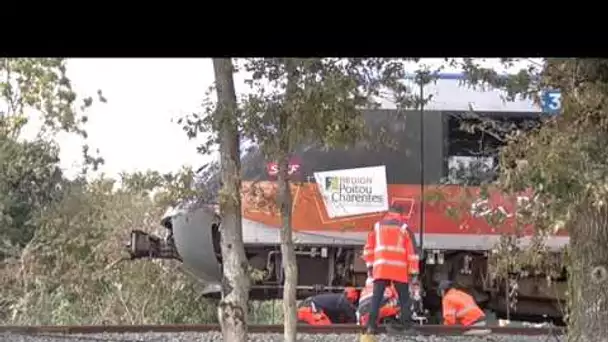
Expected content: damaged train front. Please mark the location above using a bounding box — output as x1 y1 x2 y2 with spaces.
125 202 224 294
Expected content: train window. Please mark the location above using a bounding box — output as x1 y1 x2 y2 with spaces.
444 111 540 186
447 156 496 185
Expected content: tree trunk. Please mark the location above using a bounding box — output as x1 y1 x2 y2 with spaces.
278 151 297 342
278 58 299 342
213 58 250 342
567 204 608 342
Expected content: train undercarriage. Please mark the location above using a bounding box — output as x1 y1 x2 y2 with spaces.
128 211 568 326
242 245 567 325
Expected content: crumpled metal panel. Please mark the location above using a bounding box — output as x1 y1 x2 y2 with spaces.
170 205 222 289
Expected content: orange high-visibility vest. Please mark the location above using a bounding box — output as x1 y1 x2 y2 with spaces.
442 289 485 326
297 306 332 325
357 277 400 326
362 213 419 283
358 277 398 304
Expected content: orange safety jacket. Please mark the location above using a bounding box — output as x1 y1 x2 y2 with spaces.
297 306 332 325
358 277 398 304
362 212 419 283
358 304 400 326
357 277 400 326
442 288 485 326
297 293 357 325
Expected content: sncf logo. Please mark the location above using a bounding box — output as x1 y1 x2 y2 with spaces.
266 163 301 176
266 156 302 178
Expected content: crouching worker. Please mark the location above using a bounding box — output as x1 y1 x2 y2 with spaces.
357 277 400 326
439 280 486 327
297 287 359 325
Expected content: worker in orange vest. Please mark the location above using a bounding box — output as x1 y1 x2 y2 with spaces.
362 205 420 334
438 280 486 327
297 287 359 325
357 276 400 326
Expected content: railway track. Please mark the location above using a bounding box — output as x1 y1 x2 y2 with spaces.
0 324 565 336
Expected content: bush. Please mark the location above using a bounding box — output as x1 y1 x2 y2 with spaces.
0 177 218 325
0 137 64 252
248 300 284 324
0 169 290 325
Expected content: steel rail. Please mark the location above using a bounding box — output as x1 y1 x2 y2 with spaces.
0 324 565 336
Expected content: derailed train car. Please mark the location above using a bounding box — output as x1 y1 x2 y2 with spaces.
127 74 568 324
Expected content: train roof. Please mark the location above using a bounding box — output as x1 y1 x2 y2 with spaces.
377 72 541 113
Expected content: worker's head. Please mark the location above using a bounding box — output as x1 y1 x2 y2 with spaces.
386 204 407 221
344 287 359 304
437 280 453 297
389 204 406 215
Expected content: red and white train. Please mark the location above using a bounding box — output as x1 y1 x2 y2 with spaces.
128 74 568 324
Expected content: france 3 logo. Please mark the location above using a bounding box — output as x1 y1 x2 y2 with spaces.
541 90 562 115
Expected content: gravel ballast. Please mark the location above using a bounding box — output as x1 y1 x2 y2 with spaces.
0 332 566 342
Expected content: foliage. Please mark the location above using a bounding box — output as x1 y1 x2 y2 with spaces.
494 59 608 339
0 175 219 325
182 59 442 154
0 58 293 327
494 60 608 233
248 300 284 324
0 137 64 252
0 58 106 256
0 171 286 325
423 59 555 275
0 58 106 139
434 59 587 262
0 58 225 326
432 58 608 339
118 166 208 208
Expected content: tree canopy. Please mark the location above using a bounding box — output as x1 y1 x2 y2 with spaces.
0 58 105 253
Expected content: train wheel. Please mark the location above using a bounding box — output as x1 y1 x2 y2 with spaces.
483 309 498 325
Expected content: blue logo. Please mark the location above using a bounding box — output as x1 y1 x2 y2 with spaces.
541 90 562 115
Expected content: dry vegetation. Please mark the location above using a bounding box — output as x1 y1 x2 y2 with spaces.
0 173 285 325
0 58 285 327
0 178 220 325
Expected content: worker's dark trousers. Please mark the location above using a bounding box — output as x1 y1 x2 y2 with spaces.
367 279 411 329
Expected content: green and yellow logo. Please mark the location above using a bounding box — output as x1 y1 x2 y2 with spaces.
325 176 340 191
